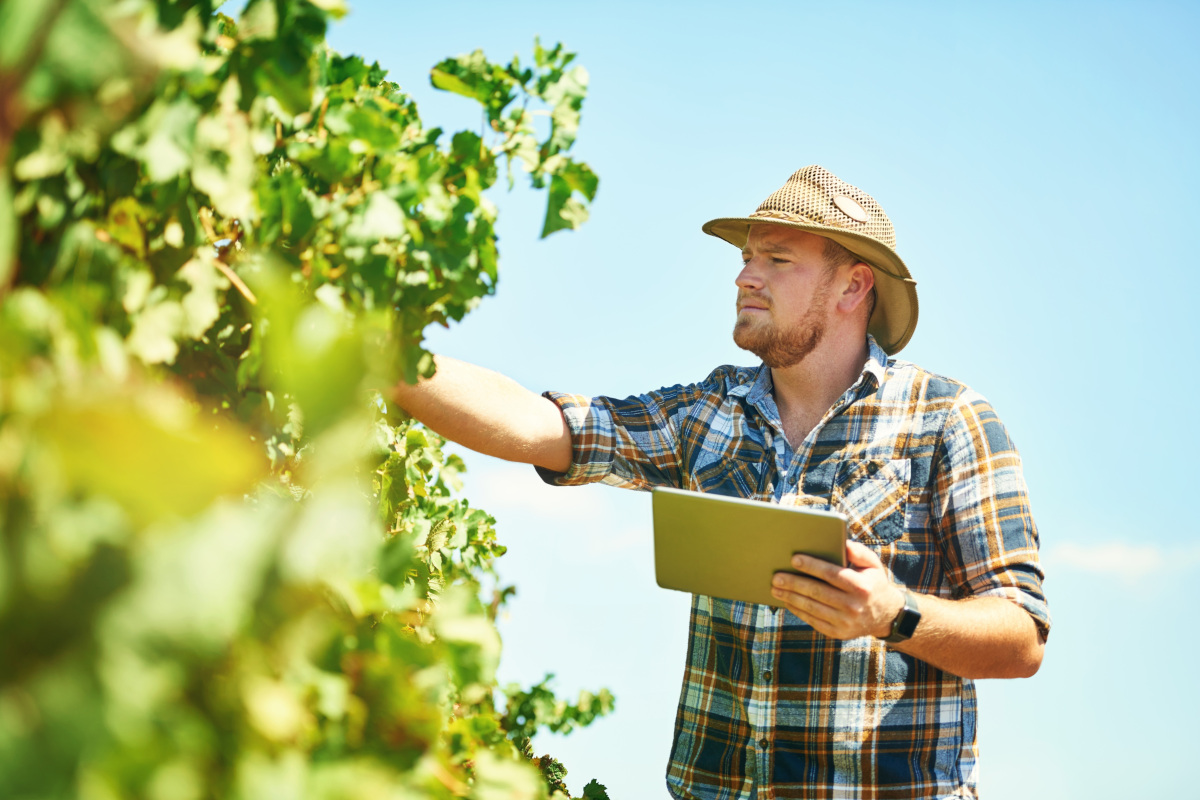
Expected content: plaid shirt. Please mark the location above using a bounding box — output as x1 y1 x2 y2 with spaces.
538 336 1049 800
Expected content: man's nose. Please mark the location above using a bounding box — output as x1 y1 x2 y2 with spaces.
735 258 764 290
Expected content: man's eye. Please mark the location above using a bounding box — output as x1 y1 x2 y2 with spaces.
771 257 789 265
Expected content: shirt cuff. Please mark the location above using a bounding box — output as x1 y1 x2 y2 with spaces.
533 390 617 487
974 585 1052 642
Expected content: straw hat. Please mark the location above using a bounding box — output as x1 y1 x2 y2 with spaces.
702 165 918 354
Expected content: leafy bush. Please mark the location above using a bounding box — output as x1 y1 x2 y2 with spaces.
0 1 609 797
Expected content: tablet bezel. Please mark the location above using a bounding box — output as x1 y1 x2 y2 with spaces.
651 487 848 608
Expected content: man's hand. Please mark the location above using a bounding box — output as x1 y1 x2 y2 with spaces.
772 540 1046 679
771 541 904 640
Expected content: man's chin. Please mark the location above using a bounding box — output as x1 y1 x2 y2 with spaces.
732 325 768 360
733 322 824 370
732 323 756 350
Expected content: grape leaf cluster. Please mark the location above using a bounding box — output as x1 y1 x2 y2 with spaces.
0 1 612 798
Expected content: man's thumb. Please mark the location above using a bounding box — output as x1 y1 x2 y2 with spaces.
846 539 883 569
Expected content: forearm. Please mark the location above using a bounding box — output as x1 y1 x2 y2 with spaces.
890 594 1044 680
390 355 572 472
773 544 1045 680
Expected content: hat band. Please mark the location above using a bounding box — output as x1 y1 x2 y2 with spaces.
750 209 820 225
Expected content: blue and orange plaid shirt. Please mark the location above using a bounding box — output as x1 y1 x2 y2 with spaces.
537 336 1049 800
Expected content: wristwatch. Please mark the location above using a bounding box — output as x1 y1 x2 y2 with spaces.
881 589 921 643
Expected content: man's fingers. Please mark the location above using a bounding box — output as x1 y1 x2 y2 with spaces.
789 552 847 582
788 552 863 593
772 571 838 606
771 584 840 627
846 540 884 570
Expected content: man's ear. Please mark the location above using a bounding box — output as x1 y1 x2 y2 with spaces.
837 262 876 314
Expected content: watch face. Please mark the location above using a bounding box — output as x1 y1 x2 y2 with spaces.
895 604 920 638
883 592 921 643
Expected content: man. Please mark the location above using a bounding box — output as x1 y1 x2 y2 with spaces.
393 165 1050 799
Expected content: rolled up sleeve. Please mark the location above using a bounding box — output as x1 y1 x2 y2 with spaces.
533 383 699 491
932 391 1052 639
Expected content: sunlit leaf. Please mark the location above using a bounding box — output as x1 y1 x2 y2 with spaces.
471 751 544 800
36 386 267 525
111 97 201 183
126 300 184 364
178 255 229 339
347 192 405 241
105 197 148 257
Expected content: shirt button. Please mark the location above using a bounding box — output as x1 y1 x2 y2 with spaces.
762 670 773 682
758 737 770 749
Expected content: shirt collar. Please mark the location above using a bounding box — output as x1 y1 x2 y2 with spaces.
733 334 891 410
861 334 889 392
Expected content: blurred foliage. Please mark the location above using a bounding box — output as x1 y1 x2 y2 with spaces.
0 0 609 798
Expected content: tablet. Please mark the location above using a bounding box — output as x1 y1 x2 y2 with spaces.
652 487 848 608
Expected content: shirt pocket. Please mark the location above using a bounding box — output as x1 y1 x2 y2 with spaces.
690 446 769 499
833 458 910 546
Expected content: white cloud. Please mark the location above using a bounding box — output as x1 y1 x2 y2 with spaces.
1046 541 1200 584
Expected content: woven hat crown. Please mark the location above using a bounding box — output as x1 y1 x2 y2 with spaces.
752 165 897 254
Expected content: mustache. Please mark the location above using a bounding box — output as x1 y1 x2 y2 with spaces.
737 292 771 311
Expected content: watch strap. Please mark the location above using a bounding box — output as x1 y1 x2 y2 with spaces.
882 589 921 643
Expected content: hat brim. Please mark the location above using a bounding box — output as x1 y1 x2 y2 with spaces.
702 216 919 355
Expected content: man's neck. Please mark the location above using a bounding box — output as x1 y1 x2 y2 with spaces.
769 335 870 448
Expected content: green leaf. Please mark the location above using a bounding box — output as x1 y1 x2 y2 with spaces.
432 584 500 688
541 171 594 238
127 300 184 364
0 0 54 71
308 0 349 22
405 426 429 453
347 192 405 241
249 40 317 117
544 65 589 153
111 97 201 184
288 137 357 184
257 165 316 246
557 160 599 201
193 81 257 220
344 105 402 152
581 779 611 800
379 451 408 521
470 751 544 800
105 197 148 257
36 386 268 526
16 0 129 115
238 0 278 41
105 498 282 653
430 50 518 119
257 268 367 437
178 255 229 339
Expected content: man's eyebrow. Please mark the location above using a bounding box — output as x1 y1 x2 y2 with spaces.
742 243 793 256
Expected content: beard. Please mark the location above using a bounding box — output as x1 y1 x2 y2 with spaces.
732 275 832 369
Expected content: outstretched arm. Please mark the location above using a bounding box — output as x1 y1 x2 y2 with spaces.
391 355 572 473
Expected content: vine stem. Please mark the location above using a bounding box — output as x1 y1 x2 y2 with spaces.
429 761 469 796
212 259 257 305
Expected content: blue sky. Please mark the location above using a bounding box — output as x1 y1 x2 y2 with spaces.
329 3 1200 796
